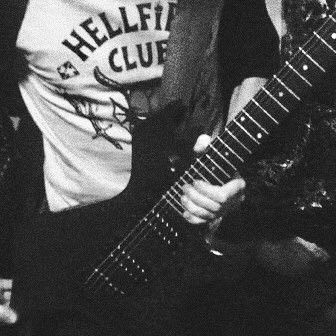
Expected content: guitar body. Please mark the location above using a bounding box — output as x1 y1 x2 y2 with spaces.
13 109 243 335
13 13 336 333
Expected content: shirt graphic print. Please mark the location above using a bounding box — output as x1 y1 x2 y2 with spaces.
17 0 177 211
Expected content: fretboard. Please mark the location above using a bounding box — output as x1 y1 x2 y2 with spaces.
161 11 336 216
85 12 336 295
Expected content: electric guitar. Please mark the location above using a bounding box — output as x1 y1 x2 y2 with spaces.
15 10 336 334
84 9 336 294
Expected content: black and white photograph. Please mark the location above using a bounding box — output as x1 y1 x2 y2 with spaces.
0 0 335 335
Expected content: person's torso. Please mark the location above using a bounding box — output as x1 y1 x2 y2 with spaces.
16 0 177 211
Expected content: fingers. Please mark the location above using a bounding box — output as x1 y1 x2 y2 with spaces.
0 305 17 324
0 279 17 325
0 279 12 291
182 178 246 225
0 279 12 305
182 184 222 213
185 134 246 225
192 179 246 204
181 180 222 225
181 193 217 225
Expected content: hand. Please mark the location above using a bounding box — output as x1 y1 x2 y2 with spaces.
0 279 17 324
181 134 246 225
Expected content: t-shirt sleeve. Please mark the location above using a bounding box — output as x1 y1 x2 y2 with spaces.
218 0 280 88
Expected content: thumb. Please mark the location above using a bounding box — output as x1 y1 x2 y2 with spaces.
193 134 212 154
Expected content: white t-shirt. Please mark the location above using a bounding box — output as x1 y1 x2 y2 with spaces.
17 0 177 211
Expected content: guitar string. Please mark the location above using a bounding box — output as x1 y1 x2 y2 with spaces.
86 157 227 292
86 16 336 292
89 197 184 293
87 129 251 291
87 162 209 292
87 82 309 292
160 33 321 206
87 43 330 293
87 85 307 292
85 22 334 292
86 141 235 288
143 12 336 211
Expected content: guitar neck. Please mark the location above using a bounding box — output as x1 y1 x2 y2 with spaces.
160 11 336 216
99 11 336 259
85 11 336 297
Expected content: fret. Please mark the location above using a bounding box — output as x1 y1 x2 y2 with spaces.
278 67 311 100
250 98 280 126
261 87 289 129
300 39 334 71
170 185 183 205
321 13 336 32
205 154 231 180
285 61 312 87
180 171 194 185
319 20 336 42
242 109 269 135
285 48 327 86
195 158 224 185
176 176 188 186
298 47 326 73
163 194 183 216
304 32 336 71
170 184 181 197
263 78 301 118
312 20 336 67
215 132 247 160
170 182 184 201
208 144 237 175
166 189 180 202
233 119 261 145
273 75 301 102
313 31 336 55
178 175 188 186
236 112 268 139
166 190 182 207
185 171 196 183
216 136 244 163
190 163 210 183
330 14 336 24
225 129 253 155
220 152 238 171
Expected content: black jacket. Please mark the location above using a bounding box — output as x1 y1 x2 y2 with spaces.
2 0 336 320
0 0 44 276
